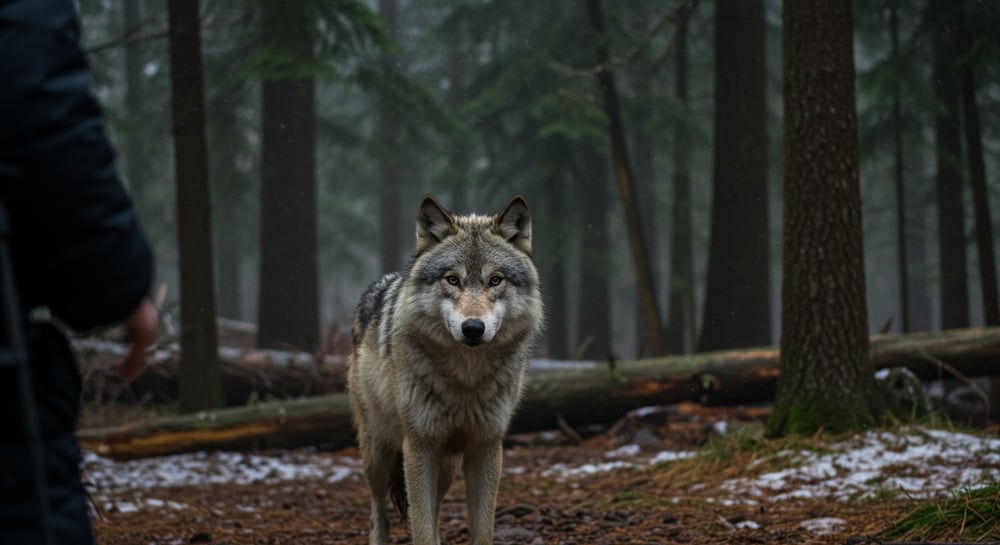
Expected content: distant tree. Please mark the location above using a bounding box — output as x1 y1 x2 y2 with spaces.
377 0 402 273
167 0 225 413
666 2 696 354
767 0 881 436
955 7 999 327
122 0 148 218
585 0 665 356
929 0 969 330
697 0 771 352
888 0 911 333
576 153 612 360
257 1 320 351
541 171 570 359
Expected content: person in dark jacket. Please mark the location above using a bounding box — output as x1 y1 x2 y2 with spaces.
0 0 158 543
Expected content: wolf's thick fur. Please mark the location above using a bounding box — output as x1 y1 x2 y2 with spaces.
348 195 544 545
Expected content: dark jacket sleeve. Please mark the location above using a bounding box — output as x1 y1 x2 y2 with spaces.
0 0 153 331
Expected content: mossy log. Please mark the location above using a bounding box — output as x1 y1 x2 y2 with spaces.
78 327 1000 460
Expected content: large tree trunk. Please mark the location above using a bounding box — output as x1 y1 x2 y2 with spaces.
257 1 320 351
931 0 970 330
698 0 771 352
666 4 696 355
585 0 665 357
768 0 880 437
167 0 225 414
79 327 1000 460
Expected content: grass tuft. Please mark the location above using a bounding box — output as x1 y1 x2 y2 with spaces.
883 482 1000 541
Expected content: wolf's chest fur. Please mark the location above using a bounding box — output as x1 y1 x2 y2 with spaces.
391 345 526 448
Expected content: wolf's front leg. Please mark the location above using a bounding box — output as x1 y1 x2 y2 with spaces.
403 439 443 545
360 438 396 545
463 441 503 545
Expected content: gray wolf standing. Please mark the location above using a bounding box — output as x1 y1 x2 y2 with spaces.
348 195 544 545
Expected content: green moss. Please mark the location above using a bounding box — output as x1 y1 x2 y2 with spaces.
767 396 877 438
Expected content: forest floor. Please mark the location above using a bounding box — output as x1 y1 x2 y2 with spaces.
80 403 1000 545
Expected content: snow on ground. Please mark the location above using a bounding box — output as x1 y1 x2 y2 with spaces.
81 425 1000 515
538 426 1000 503
721 427 1000 502
82 450 361 514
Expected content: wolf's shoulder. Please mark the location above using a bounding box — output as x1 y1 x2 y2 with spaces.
352 272 404 346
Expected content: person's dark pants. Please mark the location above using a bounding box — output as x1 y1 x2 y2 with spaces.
0 324 95 545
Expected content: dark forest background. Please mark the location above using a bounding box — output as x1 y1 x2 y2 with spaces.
79 0 1000 363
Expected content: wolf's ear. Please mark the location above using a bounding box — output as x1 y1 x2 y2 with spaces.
495 195 532 255
416 196 456 254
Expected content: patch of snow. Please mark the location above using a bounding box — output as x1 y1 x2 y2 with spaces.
722 427 1000 502
605 445 640 458
649 450 696 464
83 450 361 493
541 461 633 479
736 520 761 530
800 517 846 535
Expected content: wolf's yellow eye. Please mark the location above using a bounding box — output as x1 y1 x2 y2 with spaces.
489 275 504 286
445 275 460 286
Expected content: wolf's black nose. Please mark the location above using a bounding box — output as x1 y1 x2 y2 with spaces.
461 319 485 340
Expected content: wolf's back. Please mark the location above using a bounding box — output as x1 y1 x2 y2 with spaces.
351 271 402 349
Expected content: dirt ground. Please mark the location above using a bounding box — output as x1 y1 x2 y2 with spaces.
82 404 993 545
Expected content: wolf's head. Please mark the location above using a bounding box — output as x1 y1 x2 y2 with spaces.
404 195 542 349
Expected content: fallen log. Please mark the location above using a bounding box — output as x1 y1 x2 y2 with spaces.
78 327 1000 460
75 340 347 405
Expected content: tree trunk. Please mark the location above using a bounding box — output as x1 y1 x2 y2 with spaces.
698 0 771 352
931 0 970 330
378 0 402 273
79 327 1000 459
167 0 225 414
257 1 320 352
123 0 147 218
889 0 910 333
585 0 665 357
666 4 696 355
209 94 245 321
956 42 998 327
768 0 880 437
541 173 570 359
576 154 611 360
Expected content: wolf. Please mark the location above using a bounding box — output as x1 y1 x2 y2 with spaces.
348 195 544 545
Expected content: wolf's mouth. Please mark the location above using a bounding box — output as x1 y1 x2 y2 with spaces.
462 339 486 347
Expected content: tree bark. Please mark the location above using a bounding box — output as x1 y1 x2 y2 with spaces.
768 0 880 437
585 0 665 356
930 0 970 330
167 0 225 413
666 4 696 354
541 172 570 359
257 1 320 351
698 0 771 352
79 327 1000 459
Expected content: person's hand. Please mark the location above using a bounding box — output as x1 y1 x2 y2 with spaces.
117 298 158 383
